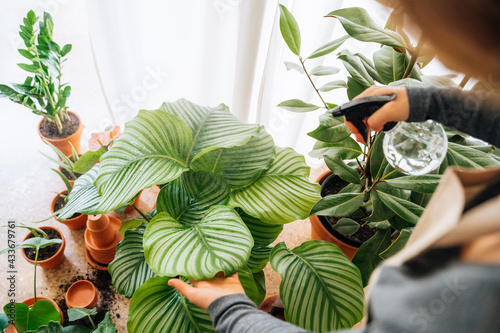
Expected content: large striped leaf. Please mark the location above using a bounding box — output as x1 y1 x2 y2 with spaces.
109 224 155 298
144 206 253 280
236 208 283 246
190 129 275 189
238 267 266 307
128 276 215 333
94 109 192 212
156 171 229 226
56 164 101 220
270 241 364 331
160 98 260 163
229 147 321 224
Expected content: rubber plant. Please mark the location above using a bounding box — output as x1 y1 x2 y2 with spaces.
0 225 62 333
278 4 500 285
0 10 72 134
56 99 366 332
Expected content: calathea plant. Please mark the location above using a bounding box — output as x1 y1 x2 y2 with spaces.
0 10 72 134
56 99 366 332
278 5 500 285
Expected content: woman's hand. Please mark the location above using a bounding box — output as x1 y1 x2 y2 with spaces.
345 86 411 143
168 272 245 311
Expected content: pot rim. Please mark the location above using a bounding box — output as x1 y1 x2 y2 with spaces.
315 171 364 248
51 190 84 222
66 280 98 309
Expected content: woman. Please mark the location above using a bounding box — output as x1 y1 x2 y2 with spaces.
169 1 500 332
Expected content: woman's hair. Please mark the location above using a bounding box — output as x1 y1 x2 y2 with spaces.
381 0 500 80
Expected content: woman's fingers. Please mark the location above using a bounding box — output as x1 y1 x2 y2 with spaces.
168 278 195 297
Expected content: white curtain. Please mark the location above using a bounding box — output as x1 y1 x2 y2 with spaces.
85 0 425 162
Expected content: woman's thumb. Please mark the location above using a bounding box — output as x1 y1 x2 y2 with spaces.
168 278 194 297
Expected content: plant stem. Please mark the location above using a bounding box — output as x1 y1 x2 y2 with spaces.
133 204 150 222
34 249 39 303
459 75 471 88
54 113 63 134
403 37 425 79
88 315 96 330
300 57 329 109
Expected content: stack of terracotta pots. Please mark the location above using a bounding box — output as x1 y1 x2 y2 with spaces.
84 214 122 270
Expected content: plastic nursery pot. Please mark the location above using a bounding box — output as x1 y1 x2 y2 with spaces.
38 110 83 157
51 190 88 230
84 214 123 269
123 190 143 214
309 170 359 260
21 226 66 269
66 280 99 309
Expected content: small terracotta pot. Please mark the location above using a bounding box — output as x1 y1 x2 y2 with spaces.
38 111 83 157
84 214 122 267
51 191 87 230
21 226 66 269
66 280 98 309
309 170 359 260
122 190 143 214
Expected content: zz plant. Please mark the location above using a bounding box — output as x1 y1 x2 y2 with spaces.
57 99 366 332
278 5 500 285
0 10 72 134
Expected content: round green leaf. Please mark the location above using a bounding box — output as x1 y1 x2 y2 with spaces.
230 147 321 224
128 277 215 333
156 171 230 226
144 206 253 280
270 241 364 331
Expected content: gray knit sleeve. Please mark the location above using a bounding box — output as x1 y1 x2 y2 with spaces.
207 294 310 333
405 86 500 147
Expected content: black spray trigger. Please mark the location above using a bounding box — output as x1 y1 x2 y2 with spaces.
330 93 398 142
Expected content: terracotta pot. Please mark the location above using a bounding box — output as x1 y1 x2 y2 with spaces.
309 170 359 260
84 214 122 267
66 280 98 309
5 296 64 332
259 295 285 321
21 226 66 269
123 190 143 214
51 191 87 230
38 111 83 157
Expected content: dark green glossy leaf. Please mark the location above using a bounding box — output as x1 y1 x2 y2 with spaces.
355 53 383 83
376 190 423 224
324 155 361 184
333 218 360 235
307 112 351 143
352 228 392 286
373 46 406 84
363 190 396 222
338 50 374 89
380 228 413 259
370 132 387 180
310 137 362 159
385 174 442 193
310 193 365 217
346 76 366 100
446 142 500 168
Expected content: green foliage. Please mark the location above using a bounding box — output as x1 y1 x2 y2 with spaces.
271 241 364 331
0 10 72 133
4 300 60 333
67 308 97 322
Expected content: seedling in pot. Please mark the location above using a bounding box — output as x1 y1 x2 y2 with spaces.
0 224 63 332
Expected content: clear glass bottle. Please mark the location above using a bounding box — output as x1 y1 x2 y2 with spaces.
382 120 448 175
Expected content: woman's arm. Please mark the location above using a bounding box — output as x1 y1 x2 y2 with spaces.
346 86 500 147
